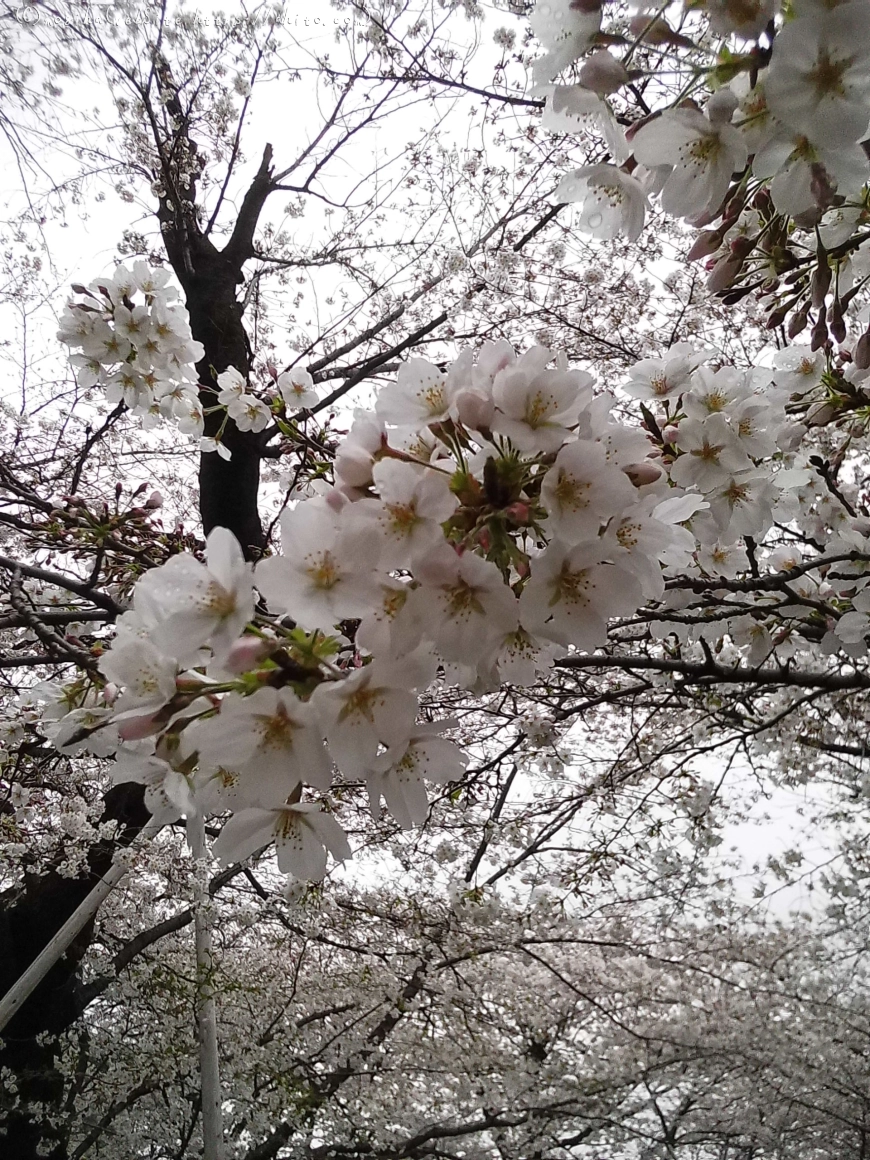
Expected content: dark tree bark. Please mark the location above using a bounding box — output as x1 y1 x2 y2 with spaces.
0 787 151 1159
0 98 279 1152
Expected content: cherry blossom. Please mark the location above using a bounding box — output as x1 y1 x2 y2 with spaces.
530 0 601 83
277 367 319 409
194 687 333 804
490 346 593 452
255 498 382 629
555 164 648 242
540 440 636 544
631 109 749 221
520 544 643 648
765 3 870 147
410 544 519 661
134 526 255 666
212 803 351 880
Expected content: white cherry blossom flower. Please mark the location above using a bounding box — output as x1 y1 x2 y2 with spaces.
555 164 648 242
216 366 247 405
278 368 319 409
359 459 458 568
631 109 748 220
541 440 637 544
491 347 593 452
530 0 601 83
706 471 779 539
356 577 421 657
520 544 643 648
312 656 427 777
50 707 120 758
753 130 869 214
227 394 271 433
682 366 752 419
376 358 453 428
112 750 192 824
113 303 151 344
366 722 468 829
410 544 519 662
769 346 826 395
623 343 714 401
697 541 751 578
195 687 332 803
135 526 254 665
541 84 630 163
766 4 870 147
213 803 351 881
99 639 177 713
255 498 382 629
485 626 562 687
200 436 232 461
132 260 172 296
670 415 753 491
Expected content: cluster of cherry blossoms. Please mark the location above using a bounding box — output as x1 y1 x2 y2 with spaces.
57 262 206 434
57 262 323 458
534 0 870 320
45 338 706 880
42 310 870 879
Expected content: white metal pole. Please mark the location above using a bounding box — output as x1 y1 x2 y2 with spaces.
188 812 225 1160
0 818 163 1035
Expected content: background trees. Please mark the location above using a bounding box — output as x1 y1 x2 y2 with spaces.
1 0 870 1157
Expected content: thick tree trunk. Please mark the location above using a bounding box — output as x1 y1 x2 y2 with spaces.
0 787 151 1159
0 145 277 1153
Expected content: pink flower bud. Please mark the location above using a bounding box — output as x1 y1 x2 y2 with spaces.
687 230 724 261
806 401 837 427
707 255 742 293
117 712 164 741
622 461 663 487
144 491 164 510
579 50 629 95
505 501 532 524
223 636 274 674
662 425 681 443
102 682 120 706
453 389 495 431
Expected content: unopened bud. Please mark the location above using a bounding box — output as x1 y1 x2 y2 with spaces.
830 301 847 344
223 635 274 674
729 235 755 260
144 490 164 510
453 388 494 431
662 425 680 444
505 501 532 524
855 329 870 370
102 682 120 706
116 712 164 741
579 50 629 95
623 461 663 486
687 230 724 261
810 307 828 351
806 401 837 427
766 307 788 330
788 305 809 339
811 262 831 309
707 255 742 293
628 13 694 46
